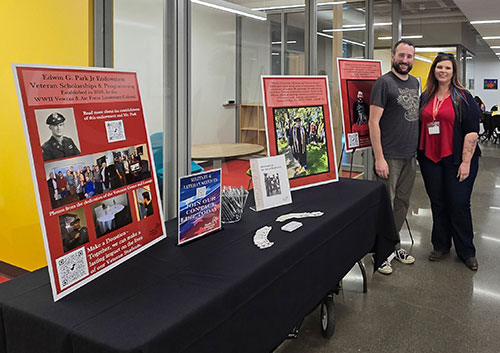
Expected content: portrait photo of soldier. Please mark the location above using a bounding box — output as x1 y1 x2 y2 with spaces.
58 211 89 253
35 107 81 162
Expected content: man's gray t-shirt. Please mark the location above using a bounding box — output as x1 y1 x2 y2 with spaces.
370 71 420 159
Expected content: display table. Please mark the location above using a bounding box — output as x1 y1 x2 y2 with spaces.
191 142 264 168
0 178 398 353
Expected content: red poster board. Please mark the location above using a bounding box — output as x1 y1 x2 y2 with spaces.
12 64 166 301
337 58 382 152
261 76 338 190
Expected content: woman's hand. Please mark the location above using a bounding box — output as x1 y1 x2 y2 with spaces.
457 161 470 182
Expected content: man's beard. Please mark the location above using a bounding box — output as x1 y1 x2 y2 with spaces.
392 61 412 75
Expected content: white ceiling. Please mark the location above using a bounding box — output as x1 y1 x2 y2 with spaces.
453 0 500 55
223 0 500 58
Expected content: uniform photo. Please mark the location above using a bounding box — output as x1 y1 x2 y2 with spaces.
58 209 89 253
35 107 81 162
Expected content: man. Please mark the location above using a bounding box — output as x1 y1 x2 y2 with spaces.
353 90 369 125
56 171 68 200
369 40 420 275
101 161 111 191
47 172 58 208
64 218 89 252
139 192 153 218
41 112 80 161
290 117 308 174
114 156 126 186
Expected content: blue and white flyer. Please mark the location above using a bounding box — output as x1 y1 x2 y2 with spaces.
178 169 221 245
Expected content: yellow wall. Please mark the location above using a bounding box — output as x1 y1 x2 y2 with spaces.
412 53 438 91
0 1 93 270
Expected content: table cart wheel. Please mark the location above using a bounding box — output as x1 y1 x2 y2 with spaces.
320 293 335 338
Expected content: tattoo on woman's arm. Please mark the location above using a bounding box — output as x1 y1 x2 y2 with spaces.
462 138 477 160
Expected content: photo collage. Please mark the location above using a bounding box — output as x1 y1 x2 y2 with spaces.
37 107 155 254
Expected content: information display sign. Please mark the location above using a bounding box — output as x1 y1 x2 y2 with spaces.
12 64 166 301
337 58 382 152
178 169 221 245
261 76 338 190
250 154 292 211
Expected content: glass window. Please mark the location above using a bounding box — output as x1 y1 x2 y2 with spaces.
113 0 166 202
191 1 305 185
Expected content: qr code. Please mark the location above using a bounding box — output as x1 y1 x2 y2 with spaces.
347 132 360 148
105 120 126 143
56 247 89 290
196 186 207 199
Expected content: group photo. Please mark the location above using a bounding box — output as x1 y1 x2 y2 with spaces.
44 143 151 209
272 105 330 178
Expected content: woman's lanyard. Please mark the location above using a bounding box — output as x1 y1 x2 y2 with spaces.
432 93 449 121
428 93 449 135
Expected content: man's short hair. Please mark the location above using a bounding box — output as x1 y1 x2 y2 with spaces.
392 39 415 54
142 192 150 201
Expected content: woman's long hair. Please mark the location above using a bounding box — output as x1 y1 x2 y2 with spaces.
421 53 468 119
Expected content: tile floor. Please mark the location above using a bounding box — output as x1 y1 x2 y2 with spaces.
276 142 500 353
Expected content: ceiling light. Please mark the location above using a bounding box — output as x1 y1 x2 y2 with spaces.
378 35 423 40
343 24 366 28
343 39 365 47
318 1 347 6
272 53 280 56
252 1 345 11
415 47 456 53
415 55 432 63
470 19 500 24
271 40 297 45
324 27 366 33
252 4 304 11
496 53 500 56
317 32 334 39
483 36 500 40
374 22 392 26
192 0 266 21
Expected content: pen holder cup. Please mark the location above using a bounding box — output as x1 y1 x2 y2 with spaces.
221 193 248 224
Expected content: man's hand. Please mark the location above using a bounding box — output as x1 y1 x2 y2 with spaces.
375 158 389 179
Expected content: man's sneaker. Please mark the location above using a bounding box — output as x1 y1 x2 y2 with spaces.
394 248 415 264
377 260 393 275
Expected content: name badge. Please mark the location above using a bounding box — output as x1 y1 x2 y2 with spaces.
428 121 440 135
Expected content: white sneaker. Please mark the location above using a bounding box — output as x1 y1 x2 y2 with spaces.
394 248 415 264
377 260 393 275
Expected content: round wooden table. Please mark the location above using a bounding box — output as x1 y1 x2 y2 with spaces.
192 143 265 169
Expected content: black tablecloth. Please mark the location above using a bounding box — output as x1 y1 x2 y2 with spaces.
0 178 398 353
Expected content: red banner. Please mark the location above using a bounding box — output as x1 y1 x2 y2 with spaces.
13 64 166 301
261 76 338 190
337 59 382 152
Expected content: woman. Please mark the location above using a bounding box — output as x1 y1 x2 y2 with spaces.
474 96 486 113
418 53 480 270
